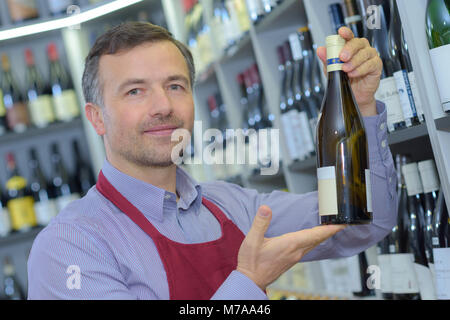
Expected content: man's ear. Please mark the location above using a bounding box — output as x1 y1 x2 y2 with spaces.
85 102 106 136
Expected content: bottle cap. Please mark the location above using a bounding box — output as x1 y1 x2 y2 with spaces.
325 35 345 72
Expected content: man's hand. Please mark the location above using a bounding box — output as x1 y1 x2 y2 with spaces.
317 26 383 117
236 205 346 291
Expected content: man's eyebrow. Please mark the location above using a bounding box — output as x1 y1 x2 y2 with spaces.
166 74 190 86
116 78 148 93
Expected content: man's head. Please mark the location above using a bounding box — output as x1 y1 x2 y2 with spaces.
83 22 196 169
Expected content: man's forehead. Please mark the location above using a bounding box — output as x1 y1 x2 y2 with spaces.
98 41 189 84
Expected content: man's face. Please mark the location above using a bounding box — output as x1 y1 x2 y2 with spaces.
98 40 194 168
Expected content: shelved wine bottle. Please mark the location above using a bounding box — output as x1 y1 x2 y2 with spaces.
0 189 12 237
0 87 7 135
343 0 363 38
5 152 37 232
316 35 372 225
431 191 450 299
25 48 56 128
2 256 25 300
47 43 80 122
72 140 96 197
7 0 39 23
426 0 450 113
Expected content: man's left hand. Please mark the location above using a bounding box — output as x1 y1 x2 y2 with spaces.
317 26 383 117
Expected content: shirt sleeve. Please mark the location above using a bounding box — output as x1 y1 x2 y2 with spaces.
213 101 397 262
27 222 138 300
211 270 268 300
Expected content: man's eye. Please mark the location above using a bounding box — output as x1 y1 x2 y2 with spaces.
127 88 141 96
169 84 183 91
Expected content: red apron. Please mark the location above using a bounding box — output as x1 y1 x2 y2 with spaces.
96 171 245 300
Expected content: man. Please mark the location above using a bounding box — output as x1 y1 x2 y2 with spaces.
27 22 397 299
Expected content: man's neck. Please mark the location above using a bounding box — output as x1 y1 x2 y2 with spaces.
107 156 178 199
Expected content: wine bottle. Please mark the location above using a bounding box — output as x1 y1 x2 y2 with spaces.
0 189 12 237
245 0 265 23
243 68 262 131
402 162 437 300
329 3 346 34
0 86 7 135
50 143 80 212
391 157 420 300
237 72 251 133
1 54 31 133
431 191 450 299
7 0 39 23
426 0 450 113
343 0 363 38
371 5 406 132
277 45 303 162
349 251 375 297
2 256 25 300
289 32 315 158
388 0 419 127
28 148 58 226
47 43 80 122
47 0 75 16
5 152 37 232
316 35 372 225
25 48 56 128
72 140 96 197
298 27 321 134
400 28 425 123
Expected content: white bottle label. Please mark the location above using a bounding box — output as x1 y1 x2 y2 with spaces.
53 89 80 122
29 94 55 127
297 111 315 154
390 253 420 294
377 254 392 293
34 199 58 226
393 70 415 125
418 160 440 194
317 166 338 216
288 33 303 61
429 44 450 112
408 71 424 122
0 207 11 237
281 111 301 161
402 163 423 196
374 77 404 131
365 169 372 212
432 247 450 300
289 110 307 159
413 263 437 300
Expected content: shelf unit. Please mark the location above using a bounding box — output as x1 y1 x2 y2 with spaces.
0 0 168 297
174 0 450 300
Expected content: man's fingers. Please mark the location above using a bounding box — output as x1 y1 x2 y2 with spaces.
289 224 346 250
338 26 355 41
343 47 378 73
245 205 272 245
339 37 370 63
347 56 382 78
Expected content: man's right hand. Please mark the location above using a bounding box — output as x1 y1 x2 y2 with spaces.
236 205 346 291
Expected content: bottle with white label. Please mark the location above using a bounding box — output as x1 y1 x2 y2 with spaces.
426 0 450 113
0 191 11 237
277 45 304 162
370 4 406 132
316 35 372 225
402 162 437 300
289 31 315 159
388 0 420 127
431 191 450 299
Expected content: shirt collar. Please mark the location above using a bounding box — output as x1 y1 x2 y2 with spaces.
100 159 203 222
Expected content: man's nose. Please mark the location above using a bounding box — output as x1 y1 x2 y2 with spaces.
148 86 173 118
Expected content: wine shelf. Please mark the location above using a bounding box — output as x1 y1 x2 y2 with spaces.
0 118 83 145
0 226 45 248
387 123 429 145
435 115 450 132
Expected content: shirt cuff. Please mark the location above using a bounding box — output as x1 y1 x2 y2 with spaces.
210 270 268 300
363 100 396 200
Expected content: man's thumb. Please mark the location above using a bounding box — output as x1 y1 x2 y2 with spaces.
247 205 272 243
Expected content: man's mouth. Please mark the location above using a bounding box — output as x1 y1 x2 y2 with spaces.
143 125 179 136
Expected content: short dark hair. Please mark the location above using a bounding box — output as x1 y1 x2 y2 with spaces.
82 22 195 107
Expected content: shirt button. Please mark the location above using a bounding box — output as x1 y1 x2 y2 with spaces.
381 140 387 148
380 122 386 131
165 194 171 200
